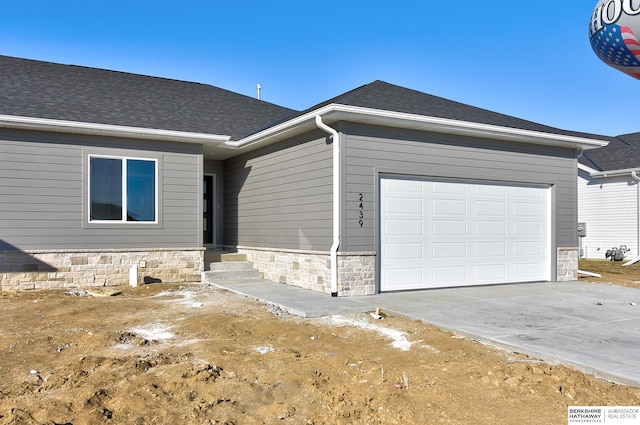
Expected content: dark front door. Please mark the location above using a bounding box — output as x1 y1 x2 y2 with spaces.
203 175 214 245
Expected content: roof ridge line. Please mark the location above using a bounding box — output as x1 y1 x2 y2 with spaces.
334 80 384 105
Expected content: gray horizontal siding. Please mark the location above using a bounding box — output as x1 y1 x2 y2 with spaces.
342 123 578 252
0 129 201 250
224 132 333 251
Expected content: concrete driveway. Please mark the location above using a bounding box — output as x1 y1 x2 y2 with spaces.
209 279 640 387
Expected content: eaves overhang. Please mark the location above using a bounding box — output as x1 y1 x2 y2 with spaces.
589 167 640 178
226 104 610 152
0 114 231 145
578 163 600 175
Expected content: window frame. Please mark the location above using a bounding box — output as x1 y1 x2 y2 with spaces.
86 153 160 226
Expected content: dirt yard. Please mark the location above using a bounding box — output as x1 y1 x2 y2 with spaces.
579 259 640 289
1 271 640 424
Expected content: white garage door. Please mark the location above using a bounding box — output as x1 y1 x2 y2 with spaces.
380 177 551 291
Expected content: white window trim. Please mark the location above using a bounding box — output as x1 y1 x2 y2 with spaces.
88 154 159 224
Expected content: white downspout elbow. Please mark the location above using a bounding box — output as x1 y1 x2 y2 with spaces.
315 115 340 297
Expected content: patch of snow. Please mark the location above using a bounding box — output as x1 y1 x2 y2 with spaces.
151 290 172 298
255 346 275 354
153 290 206 308
327 315 413 351
130 324 174 341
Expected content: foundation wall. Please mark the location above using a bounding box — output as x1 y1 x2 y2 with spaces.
237 248 377 296
337 253 377 296
557 247 579 282
0 248 204 290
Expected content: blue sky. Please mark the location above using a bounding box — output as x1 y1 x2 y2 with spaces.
1 1 639 136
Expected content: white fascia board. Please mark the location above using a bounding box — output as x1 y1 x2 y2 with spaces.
590 167 640 178
578 163 600 174
227 104 610 151
0 114 231 145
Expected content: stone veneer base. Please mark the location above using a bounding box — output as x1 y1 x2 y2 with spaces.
236 247 377 297
0 248 204 290
557 247 579 282
231 246 578 295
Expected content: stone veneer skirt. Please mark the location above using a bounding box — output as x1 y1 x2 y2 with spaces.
237 247 377 296
0 248 204 290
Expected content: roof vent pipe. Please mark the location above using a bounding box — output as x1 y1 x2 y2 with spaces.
315 115 340 297
256 84 262 100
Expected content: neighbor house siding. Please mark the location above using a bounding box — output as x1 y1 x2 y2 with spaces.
223 131 333 251
577 169 638 258
341 123 578 254
0 129 202 250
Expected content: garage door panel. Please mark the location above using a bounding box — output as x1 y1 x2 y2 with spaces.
432 242 467 258
514 241 542 256
433 220 467 236
433 181 467 195
384 243 423 260
514 221 543 236
433 199 467 215
476 184 506 197
385 219 423 237
433 266 467 283
384 267 427 290
381 176 551 291
384 178 423 194
514 186 544 199
514 202 542 217
476 201 507 217
514 263 545 279
475 264 507 281
384 197 423 215
475 242 507 257
476 221 507 236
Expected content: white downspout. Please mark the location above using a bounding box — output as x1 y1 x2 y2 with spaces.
315 115 340 297
631 171 640 262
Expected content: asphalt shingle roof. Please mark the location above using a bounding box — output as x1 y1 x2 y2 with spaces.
0 56 625 164
0 55 296 140
580 132 640 171
295 80 611 139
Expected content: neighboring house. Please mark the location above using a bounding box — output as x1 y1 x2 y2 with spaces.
578 133 640 260
0 55 609 295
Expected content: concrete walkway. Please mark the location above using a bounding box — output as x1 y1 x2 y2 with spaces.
208 278 640 387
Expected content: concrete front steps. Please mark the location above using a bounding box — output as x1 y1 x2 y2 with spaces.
202 252 260 281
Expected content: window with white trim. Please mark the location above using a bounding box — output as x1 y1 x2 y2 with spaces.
89 155 157 222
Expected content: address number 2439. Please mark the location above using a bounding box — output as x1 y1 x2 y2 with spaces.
358 193 364 227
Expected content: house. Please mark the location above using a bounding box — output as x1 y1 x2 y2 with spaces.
0 55 609 295
578 133 640 260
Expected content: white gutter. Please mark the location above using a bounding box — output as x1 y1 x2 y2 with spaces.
0 114 231 145
591 167 640 179
315 115 340 297
226 104 610 151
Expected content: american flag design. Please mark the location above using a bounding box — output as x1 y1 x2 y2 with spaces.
590 24 640 79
